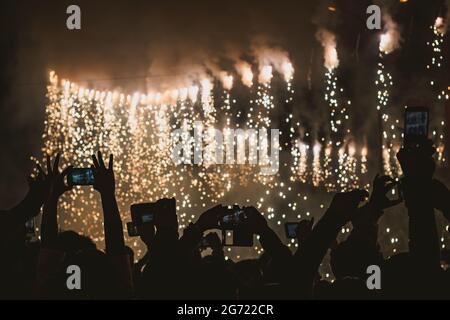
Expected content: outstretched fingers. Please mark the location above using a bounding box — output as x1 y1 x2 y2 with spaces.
46 155 52 176
92 150 114 171
92 153 100 169
108 154 113 170
53 153 61 174
97 151 106 169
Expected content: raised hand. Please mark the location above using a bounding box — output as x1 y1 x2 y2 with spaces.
326 189 369 226
153 198 178 231
396 139 435 182
15 154 71 221
396 140 436 209
91 151 125 254
397 141 441 271
139 223 156 248
296 218 314 243
91 151 115 196
39 153 72 247
196 204 228 232
44 153 73 199
244 206 269 235
25 164 51 214
368 174 402 211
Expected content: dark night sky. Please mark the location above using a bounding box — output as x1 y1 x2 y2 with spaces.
0 0 449 207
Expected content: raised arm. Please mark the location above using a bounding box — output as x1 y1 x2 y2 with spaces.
293 190 368 298
348 174 401 248
397 141 440 272
0 161 50 297
92 151 125 255
41 154 73 248
92 151 134 297
179 205 227 259
245 206 292 261
6 163 50 227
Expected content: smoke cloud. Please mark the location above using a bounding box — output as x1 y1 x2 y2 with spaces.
234 61 254 87
379 12 402 54
315 28 339 71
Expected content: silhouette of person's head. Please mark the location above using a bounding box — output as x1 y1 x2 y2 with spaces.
57 231 96 254
61 249 115 299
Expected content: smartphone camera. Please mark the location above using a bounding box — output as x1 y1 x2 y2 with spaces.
404 106 429 149
141 213 155 223
219 206 253 247
131 203 156 225
126 222 140 237
285 222 300 239
219 206 247 229
67 168 95 186
25 218 35 238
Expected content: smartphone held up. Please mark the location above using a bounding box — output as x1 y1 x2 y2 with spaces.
403 106 429 150
284 222 300 239
218 206 253 247
67 168 95 186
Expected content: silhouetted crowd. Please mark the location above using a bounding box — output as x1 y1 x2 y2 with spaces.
1 139 450 300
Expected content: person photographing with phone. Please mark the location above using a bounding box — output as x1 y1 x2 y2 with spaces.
394 106 450 297
34 151 134 299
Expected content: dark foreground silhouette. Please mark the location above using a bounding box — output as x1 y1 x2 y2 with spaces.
1 141 450 299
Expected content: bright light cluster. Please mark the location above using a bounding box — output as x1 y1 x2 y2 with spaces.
427 17 447 164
